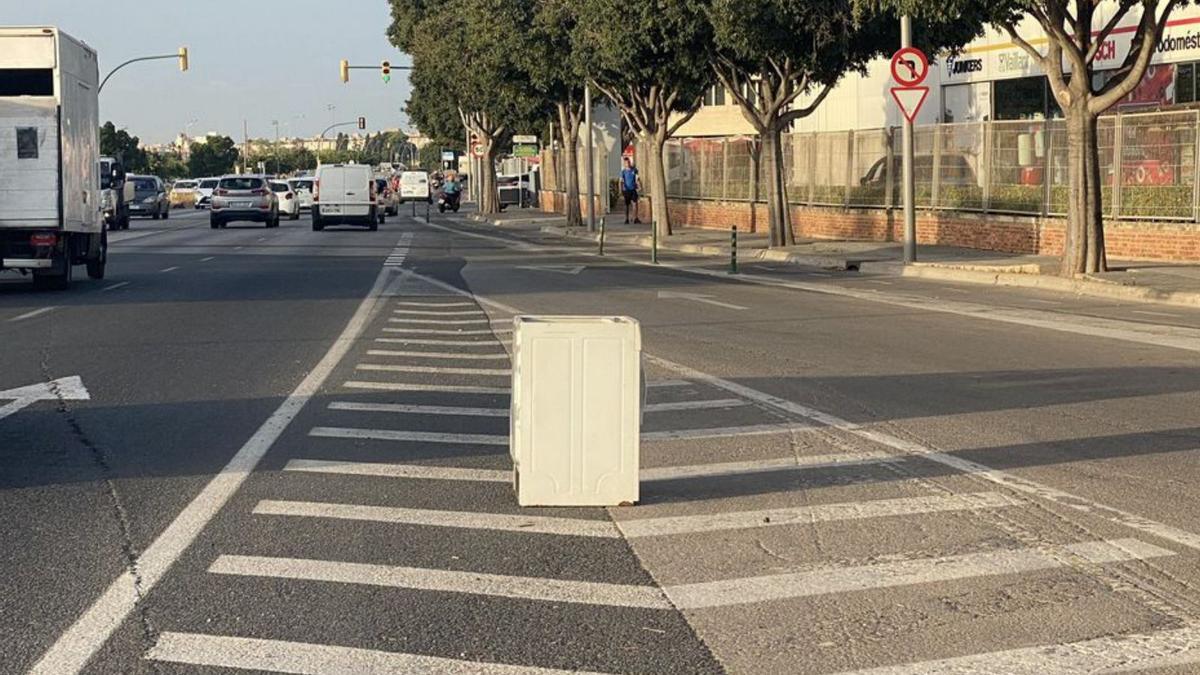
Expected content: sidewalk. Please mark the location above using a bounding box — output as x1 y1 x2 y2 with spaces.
469 209 1200 309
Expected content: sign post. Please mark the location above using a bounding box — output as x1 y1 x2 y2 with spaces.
890 29 928 265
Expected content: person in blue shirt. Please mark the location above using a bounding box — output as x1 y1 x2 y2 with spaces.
620 157 642 224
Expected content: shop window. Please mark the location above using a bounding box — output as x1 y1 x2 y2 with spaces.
994 76 1050 120
1177 63 1195 104
703 84 727 107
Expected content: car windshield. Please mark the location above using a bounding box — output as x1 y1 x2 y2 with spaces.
199 179 219 189
133 178 157 192
218 177 264 190
270 182 290 193
293 180 314 191
174 181 197 189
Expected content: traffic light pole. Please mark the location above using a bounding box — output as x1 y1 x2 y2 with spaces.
317 121 361 168
99 48 188 94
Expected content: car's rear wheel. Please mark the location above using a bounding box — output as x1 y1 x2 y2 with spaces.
163 205 170 220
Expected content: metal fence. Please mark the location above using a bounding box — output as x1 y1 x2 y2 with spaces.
656 109 1200 222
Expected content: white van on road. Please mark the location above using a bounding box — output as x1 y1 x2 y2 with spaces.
312 164 383 231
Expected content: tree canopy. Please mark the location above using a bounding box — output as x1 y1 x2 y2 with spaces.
187 135 239 178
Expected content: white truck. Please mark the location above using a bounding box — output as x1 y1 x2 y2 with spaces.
0 26 106 289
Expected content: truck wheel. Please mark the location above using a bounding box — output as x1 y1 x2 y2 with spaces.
86 230 108 280
312 216 324 232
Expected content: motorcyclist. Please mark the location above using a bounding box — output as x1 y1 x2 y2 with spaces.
439 173 463 212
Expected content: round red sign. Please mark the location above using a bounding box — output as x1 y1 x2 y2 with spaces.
890 47 929 87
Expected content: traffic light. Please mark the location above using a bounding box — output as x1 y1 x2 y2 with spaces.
178 46 189 72
381 61 391 84
340 59 350 83
358 117 366 130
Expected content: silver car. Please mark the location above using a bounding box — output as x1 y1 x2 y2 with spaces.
209 175 279 229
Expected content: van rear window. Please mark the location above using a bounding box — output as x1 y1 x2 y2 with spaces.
0 69 54 96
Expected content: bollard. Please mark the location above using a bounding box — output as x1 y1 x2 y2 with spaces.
730 224 738 274
425 201 430 221
412 201 417 218
651 221 659 264
599 217 606 256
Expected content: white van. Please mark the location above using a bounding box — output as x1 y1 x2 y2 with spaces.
398 171 431 204
312 164 381 231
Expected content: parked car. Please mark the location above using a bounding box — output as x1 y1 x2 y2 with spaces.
210 175 279 229
194 177 219 209
288 177 315 211
128 175 169 220
375 177 399 216
498 173 534 207
312 164 382 231
271 180 301 220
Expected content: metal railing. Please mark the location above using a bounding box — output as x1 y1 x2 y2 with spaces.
651 109 1200 223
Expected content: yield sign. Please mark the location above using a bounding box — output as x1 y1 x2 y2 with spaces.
0 376 89 422
891 87 929 124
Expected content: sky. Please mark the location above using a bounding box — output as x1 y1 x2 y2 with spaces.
17 1 414 144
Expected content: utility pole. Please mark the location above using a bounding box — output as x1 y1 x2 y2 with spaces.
901 15 917 264
272 120 280 176
243 119 249 174
585 82 595 232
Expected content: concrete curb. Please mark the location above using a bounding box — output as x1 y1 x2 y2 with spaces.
537 226 860 270
903 264 1200 309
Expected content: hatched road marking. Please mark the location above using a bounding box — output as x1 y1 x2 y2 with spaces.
328 401 507 416
344 381 510 395
310 426 508 446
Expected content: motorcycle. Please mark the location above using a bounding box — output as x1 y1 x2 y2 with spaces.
438 189 462 213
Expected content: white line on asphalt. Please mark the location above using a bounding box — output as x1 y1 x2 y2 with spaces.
329 401 508 416
375 337 512 346
356 363 510 376
1132 309 1183 318
642 423 812 442
8 306 56 322
311 426 508 445
254 500 620 538
285 459 509 482
146 632 612 675
663 538 1174 610
101 282 130 292
618 492 1021 538
366 349 510 360
1026 298 1061 305
210 555 672 609
640 452 897 482
383 327 512 336
392 309 485 316
865 280 894 285
159 266 180 273
28 240 403 675
395 301 476 307
387 317 492 325
642 398 749 413
836 624 1200 674
343 381 510 395
395 264 1200 553
645 379 692 388
200 256 216 262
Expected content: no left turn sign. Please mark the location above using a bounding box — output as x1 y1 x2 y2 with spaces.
890 47 929 87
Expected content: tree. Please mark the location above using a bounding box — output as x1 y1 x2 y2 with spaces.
100 121 148 173
870 0 1191 275
187 135 239 177
575 0 713 237
710 1 982 247
147 151 188 179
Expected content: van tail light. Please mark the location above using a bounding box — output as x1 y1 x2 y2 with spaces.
369 181 377 198
215 189 229 196
313 179 320 202
30 232 57 247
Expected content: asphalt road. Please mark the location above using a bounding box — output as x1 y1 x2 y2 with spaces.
2 206 1199 674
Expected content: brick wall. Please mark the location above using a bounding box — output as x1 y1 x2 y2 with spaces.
539 191 1200 262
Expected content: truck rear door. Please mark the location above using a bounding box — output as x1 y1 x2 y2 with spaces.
0 58 60 229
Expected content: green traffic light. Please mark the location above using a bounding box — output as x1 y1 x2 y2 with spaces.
382 74 391 83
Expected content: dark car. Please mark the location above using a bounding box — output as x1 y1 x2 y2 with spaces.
128 175 169 220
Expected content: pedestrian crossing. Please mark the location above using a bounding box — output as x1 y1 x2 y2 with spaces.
134 260 1200 673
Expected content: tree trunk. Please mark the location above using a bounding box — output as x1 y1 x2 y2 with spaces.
761 122 794 247
646 130 672 237
479 137 501 215
748 139 761 234
557 103 583 228
1062 107 1106 275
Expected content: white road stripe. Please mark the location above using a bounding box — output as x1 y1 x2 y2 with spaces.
375 337 511 346
159 266 180 273
367 349 509 360
101 282 130 292
28 240 403 675
254 500 619 538
383 327 512 335
619 492 1020 538
645 379 691 388
663 538 1174 610
356 363 511 376
147 632 611 675
286 459 508 482
200 256 216 262
1132 309 1182 319
395 301 476 307
387 317 492 325
210 555 671 609
641 423 812 442
837 624 1200 675
310 426 508 446
344 381 510 395
9 306 56 322
642 398 749 413
329 401 507 416
392 309 485 316
640 452 896 482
